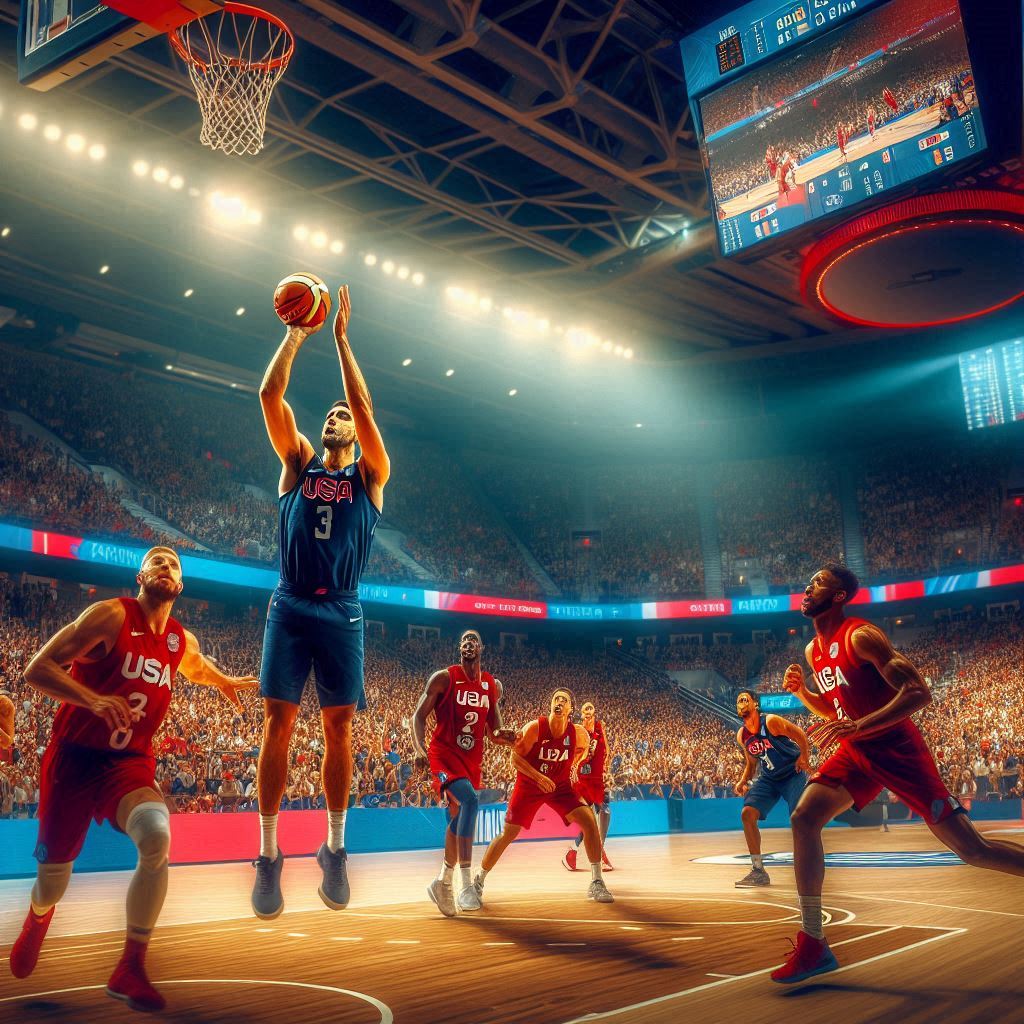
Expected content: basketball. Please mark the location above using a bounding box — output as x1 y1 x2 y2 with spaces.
274 272 331 329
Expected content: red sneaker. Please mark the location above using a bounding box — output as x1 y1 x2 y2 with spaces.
107 957 166 1013
10 906 54 978
601 849 615 872
770 931 839 984
561 848 579 872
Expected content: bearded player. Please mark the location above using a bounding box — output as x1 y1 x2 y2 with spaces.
562 700 613 873
733 689 810 887
772 562 1024 984
9 547 257 1011
253 284 389 919
475 688 614 904
412 629 516 917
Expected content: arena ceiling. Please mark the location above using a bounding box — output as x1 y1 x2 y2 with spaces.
0 0 1021 453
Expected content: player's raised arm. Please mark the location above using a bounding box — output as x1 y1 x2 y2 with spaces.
333 286 391 504
177 630 259 710
258 324 318 490
412 669 450 758
23 600 132 731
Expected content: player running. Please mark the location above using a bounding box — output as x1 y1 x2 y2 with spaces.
772 562 1024 984
562 700 613 873
9 547 256 1011
253 284 390 919
475 688 614 904
733 689 810 887
412 629 516 917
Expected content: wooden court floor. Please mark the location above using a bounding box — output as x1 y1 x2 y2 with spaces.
3 823 1024 1024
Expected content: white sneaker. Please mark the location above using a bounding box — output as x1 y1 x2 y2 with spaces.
472 871 486 902
427 878 457 918
587 878 614 904
458 885 482 912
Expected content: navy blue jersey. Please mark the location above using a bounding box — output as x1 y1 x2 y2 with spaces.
278 455 380 594
740 716 802 782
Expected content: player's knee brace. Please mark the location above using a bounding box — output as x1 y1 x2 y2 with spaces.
126 801 171 870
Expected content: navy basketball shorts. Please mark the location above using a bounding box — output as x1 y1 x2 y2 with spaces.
259 588 366 709
743 772 807 821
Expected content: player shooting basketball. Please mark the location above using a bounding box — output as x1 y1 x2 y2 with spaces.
253 284 390 920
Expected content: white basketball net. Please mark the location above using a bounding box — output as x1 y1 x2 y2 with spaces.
172 4 293 157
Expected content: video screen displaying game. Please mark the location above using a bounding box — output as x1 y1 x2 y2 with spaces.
698 0 987 255
960 338 1024 431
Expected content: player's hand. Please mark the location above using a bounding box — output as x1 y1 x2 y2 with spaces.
537 774 556 794
796 755 812 775
217 675 259 710
809 718 858 751
334 285 352 340
782 663 805 694
89 693 133 732
286 323 319 343
733 780 750 797
569 765 580 787
492 728 517 747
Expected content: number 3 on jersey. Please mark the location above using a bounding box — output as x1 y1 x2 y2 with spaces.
315 504 333 540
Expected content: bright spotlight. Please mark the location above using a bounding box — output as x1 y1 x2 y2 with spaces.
402 358 412 366
601 340 613 352
411 272 424 286
623 348 634 359
478 296 492 312
310 230 327 248
153 166 170 183
184 288 194 297
209 192 249 223
43 124 61 142
293 225 309 242
235 307 246 316
99 265 109 274
65 133 86 153
132 160 150 177
88 143 106 161
397 266 409 280
17 113 38 131
508 388 518 397
537 318 549 332
382 260 395 275
246 208 262 225
329 240 344 255
614 344 623 355
0 227 9 238
169 174 185 190
364 253 377 266
165 364 174 370
635 423 643 428
445 368 455 377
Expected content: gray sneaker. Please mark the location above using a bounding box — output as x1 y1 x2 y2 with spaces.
427 878 458 917
316 843 350 910
457 884 482 912
735 867 771 887
587 878 614 904
251 850 284 919
472 871 486 901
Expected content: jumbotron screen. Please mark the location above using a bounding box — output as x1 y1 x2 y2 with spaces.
960 338 1024 431
697 0 987 255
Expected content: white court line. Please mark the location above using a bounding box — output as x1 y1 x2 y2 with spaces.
548 942 587 947
620 926 642 931
332 936 364 942
0 978 395 1023
671 937 703 942
828 891 1024 920
706 973 734 978
561 925 961 1023
385 940 420 945
483 942 515 946
287 933 309 938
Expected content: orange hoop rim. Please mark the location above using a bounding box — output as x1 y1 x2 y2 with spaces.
170 2 295 75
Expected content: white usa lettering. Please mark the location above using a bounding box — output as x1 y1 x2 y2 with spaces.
814 664 849 693
121 652 173 690
538 747 570 764
455 689 490 710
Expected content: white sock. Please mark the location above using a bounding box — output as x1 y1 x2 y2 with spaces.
800 895 825 940
327 810 347 853
440 861 454 884
752 854 764 871
459 866 472 890
590 861 603 882
260 814 278 860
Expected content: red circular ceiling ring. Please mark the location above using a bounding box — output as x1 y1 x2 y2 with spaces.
800 189 1024 329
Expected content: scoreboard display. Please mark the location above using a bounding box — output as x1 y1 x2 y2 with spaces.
960 338 1024 431
682 0 991 257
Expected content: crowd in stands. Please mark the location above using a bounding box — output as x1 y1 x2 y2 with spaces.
715 457 844 590
699 0 957 137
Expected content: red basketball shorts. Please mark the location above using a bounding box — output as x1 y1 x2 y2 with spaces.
35 743 157 863
505 780 587 829
575 778 606 807
428 746 481 797
810 726 962 825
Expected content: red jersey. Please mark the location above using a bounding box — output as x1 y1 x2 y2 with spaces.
582 719 607 777
520 716 576 793
428 664 494 787
810 616 916 742
49 598 185 756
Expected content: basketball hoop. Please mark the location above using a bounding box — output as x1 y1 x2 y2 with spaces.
170 2 293 156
